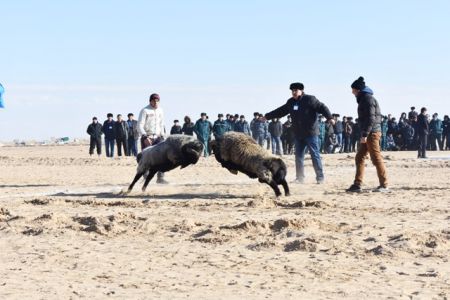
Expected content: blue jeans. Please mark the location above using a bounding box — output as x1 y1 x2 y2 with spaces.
294 136 324 182
271 136 282 155
105 138 115 157
336 133 343 147
127 137 138 156
256 135 265 147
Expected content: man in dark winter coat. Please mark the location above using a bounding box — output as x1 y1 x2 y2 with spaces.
333 114 344 151
268 118 283 155
265 82 334 184
429 113 443 150
408 106 418 121
213 114 231 139
343 116 354 153
346 77 388 193
234 115 252 136
170 120 183 135
442 115 450 150
114 114 129 157
194 112 213 157
417 107 429 158
87 117 103 156
282 115 295 154
182 116 195 136
126 113 139 157
102 113 116 157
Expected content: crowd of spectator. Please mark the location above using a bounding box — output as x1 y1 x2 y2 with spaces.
87 106 449 158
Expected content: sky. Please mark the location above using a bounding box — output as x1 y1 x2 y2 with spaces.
1 0 450 141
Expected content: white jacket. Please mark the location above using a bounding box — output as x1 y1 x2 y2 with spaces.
138 105 165 137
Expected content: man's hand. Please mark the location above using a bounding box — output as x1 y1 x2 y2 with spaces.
360 137 367 144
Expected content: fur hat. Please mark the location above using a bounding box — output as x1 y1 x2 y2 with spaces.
289 82 304 90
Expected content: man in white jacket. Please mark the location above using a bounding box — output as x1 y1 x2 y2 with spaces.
138 93 167 184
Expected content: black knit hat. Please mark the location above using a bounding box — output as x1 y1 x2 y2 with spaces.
351 76 366 90
289 82 304 91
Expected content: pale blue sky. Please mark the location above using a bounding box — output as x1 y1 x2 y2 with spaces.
1 0 449 141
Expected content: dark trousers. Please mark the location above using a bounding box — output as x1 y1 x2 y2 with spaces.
294 136 324 182
89 137 102 155
116 137 128 156
105 138 115 157
430 133 442 150
127 137 138 156
343 135 352 153
418 134 428 158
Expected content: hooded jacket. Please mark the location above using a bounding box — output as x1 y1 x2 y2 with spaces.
265 94 332 139
356 87 382 137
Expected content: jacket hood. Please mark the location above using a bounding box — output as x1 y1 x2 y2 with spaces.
356 86 374 103
362 86 374 95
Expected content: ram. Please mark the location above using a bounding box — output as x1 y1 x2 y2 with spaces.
210 132 290 197
127 135 203 192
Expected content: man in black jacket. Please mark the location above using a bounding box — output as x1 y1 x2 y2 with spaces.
114 114 129 157
265 82 334 184
417 107 429 158
86 117 103 156
346 77 388 193
102 113 116 157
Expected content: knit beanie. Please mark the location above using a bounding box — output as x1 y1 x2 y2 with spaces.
351 76 366 90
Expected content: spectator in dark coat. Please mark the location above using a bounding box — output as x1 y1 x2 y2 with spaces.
381 116 388 151
333 114 344 151
102 113 116 157
250 112 260 140
226 114 235 131
429 113 443 150
87 117 103 156
194 113 213 157
324 122 335 153
234 115 252 136
182 116 195 136
213 114 231 139
403 121 415 150
251 114 268 147
126 113 139 157
268 118 283 155
265 82 334 184
408 106 418 121
114 114 129 157
417 107 429 158
351 118 360 152
327 133 339 154
170 120 183 135
282 115 295 154
442 115 450 150
343 116 353 153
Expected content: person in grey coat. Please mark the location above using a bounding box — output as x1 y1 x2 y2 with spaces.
268 118 283 155
126 113 140 157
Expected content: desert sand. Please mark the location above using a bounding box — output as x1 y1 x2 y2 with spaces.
0 144 449 299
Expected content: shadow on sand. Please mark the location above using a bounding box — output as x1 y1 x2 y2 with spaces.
0 184 54 188
50 191 255 200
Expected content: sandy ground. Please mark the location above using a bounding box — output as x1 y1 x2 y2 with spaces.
0 144 449 299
